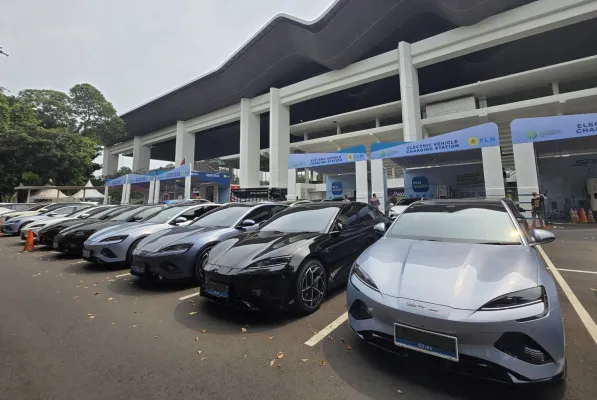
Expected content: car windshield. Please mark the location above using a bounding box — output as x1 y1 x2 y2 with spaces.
101 207 136 220
387 203 522 245
142 206 187 224
260 206 339 233
111 206 156 221
397 198 420 206
75 206 110 218
191 205 251 228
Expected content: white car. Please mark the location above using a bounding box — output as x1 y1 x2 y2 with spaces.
388 198 423 220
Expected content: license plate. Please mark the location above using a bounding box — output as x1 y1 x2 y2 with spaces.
205 281 229 299
82 249 91 258
131 263 146 274
394 323 458 362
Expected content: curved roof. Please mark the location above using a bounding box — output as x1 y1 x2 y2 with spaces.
121 0 535 138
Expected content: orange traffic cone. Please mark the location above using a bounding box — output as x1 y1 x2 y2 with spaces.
570 209 577 223
579 208 588 223
588 210 596 223
23 230 35 252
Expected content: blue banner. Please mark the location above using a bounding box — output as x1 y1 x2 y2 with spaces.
288 152 366 169
371 142 406 153
157 164 191 181
371 123 499 160
511 113 597 144
128 174 153 184
336 145 367 154
106 175 127 187
191 171 231 187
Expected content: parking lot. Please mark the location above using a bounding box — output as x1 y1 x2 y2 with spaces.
0 226 596 400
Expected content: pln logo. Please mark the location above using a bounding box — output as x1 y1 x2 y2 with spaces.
412 176 429 193
467 137 480 146
331 181 344 196
347 154 354 161
527 131 538 140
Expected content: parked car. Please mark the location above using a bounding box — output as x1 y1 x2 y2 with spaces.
0 203 47 223
347 199 565 384
130 202 286 282
83 203 221 266
1 204 92 236
37 205 138 247
201 202 389 313
52 205 164 255
387 198 422 220
20 205 116 241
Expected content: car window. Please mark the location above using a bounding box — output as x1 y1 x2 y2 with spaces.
336 204 360 228
244 205 275 224
270 205 287 216
180 207 203 221
357 204 376 224
192 205 253 228
54 207 75 215
192 205 220 219
141 206 188 224
111 207 147 221
387 203 522 245
260 206 340 233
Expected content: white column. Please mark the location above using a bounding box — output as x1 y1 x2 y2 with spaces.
103 186 109 205
355 161 369 203
26 189 31 203
121 183 131 205
147 180 155 204
287 169 297 201
184 176 192 200
153 180 161 204
175 121 196 167
132 136 151 172
239 98 260 188
398 42 422 142
513 143 540 209
370 159 386 212
482 147 505 199
102 148 118 176
269 88 290 188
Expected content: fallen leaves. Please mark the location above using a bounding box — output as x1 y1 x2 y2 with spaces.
268 336 274 340
269 360 275 367
87 313 95 320
195 337 199 342
319 360 327 367
72 296 79 299
241 328 247 333
200 329 207 334
397 389 404 395
300 358 309 363
107 297 113 301
188 311 197 316
346 345 352 350
94 292 101 296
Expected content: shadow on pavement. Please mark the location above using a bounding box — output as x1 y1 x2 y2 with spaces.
105 276 197 297
322 326 566 400
60 262 125 275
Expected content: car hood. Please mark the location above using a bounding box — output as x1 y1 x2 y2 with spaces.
10 214 48 223
136 225 232 253
2 211 40 219
44 218 95 233
29 216 75 227
210 230 321 269
358 238 539 311
62 220 126 236
87 222 170 244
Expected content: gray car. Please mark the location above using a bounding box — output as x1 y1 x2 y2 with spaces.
130 202 287 282
347 199 565 384
1 204 92 236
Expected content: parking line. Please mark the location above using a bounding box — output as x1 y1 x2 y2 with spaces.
538 246 597 346
554 268 597 275
305 312 348 347
178 292 200 301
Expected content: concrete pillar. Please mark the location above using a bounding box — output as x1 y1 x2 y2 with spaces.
103 186 109 205
287 169 297 201
269 88 290 188
184 175 192 200
513 143 540 210
398 42 423 142
26 189 31 203
375 118 380 128
370 159 386 212
153 180 161 204
102 148 118 176
132 136 151 172
482 146 506 199
175 121 196 167
122 183 131 205
239 98 260 188
355 161 369 203
336 125 341 135
147 180 155 204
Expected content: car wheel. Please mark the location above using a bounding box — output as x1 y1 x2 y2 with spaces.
125 238 145 267
194 245 214 284
294 259 328 315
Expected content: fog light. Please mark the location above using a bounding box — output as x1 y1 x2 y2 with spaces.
494 332 553 365
161 263 182 274
100 248 117 258
349 299 373 320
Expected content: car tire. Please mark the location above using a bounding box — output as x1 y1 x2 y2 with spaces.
294 259 328 315
194 245 215 284
125 237 145 267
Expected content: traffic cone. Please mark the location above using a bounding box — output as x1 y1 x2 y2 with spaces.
579 208 588 223
588 210 595 223
23 230 35 252
570 209 577 223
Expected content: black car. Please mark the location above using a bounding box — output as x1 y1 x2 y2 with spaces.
200 202 389 314
37 205 135 246
52 205 163 255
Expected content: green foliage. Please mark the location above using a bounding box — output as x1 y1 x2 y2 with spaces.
18 89 73 129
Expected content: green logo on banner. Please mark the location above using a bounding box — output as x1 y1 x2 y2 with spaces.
527 131 538 140
379 150 385 158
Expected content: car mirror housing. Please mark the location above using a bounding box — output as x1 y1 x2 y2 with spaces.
240 219 256 228
531 229 555 245
373 222 386 235
172 216 187 225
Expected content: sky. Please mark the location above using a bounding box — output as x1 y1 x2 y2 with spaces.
1 0 335 173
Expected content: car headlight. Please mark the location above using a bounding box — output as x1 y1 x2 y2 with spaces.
100 235 128 243
3 216 12 222
351 262 379 291
246 256 292 269
29 223 46 229
74 230 94 237
8 219 20 224
159 243 193 253
480 286 546 311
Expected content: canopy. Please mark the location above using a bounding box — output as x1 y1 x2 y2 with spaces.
288 145 367 174
30 188 69 200
72 181 104 199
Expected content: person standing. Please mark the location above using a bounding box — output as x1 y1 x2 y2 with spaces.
531 192 545 228
369 193 381 208
343 195 350 202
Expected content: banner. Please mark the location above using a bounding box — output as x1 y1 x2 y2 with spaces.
106 175 127 187
191 171 231 187
128 173 153 184
288 152 366 169
157 164 191 181
371 123 499 160
511 113 597 144
403 164 486 199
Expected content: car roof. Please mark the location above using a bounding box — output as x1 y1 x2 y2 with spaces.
293 201 369 208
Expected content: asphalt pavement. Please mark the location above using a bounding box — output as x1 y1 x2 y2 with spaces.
0 227 596 400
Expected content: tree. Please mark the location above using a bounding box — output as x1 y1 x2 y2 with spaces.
18 89 74 129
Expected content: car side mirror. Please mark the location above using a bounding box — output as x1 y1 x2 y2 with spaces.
132 215 144 221
173 216 187 224
240 219 256 228
48 212 57 217
373 222 386 235
330 222 345 235
531 229 555 245
79 213 90 219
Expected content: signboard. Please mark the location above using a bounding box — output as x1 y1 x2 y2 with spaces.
157 164 191 181
511 113 597 144
106 175 127 187
404 163 486 199
288 152 367 169
191 171 231 187
128 174 153 184
371 123 499 160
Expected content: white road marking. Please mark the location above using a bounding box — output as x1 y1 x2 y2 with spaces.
178 292 200 301
114 273 131 278
553 268 597 275
538 246 597 346
305 312 348 347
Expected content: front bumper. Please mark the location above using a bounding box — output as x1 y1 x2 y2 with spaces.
38 229 62 247
1 223 20 235
346 276 566 384
83 241 129 264
130 251 196 280
53 235 87 255
199 263 294 311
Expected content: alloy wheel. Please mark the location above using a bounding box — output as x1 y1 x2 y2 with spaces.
301 264 325 308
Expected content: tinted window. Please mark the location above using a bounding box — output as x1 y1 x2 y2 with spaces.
336 204 360 228
100 207 134 220
387 203 522 244
398 198 420 206
191 205 220 220
192 205 252 228
54 207 75 215
271 205 287 216
357 204 376 224
76 206 111 218
111 207 152 221
260 206 340 233
244 206 276 224
142 206 188 224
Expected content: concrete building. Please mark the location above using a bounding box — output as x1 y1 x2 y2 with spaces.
104 0 597 213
